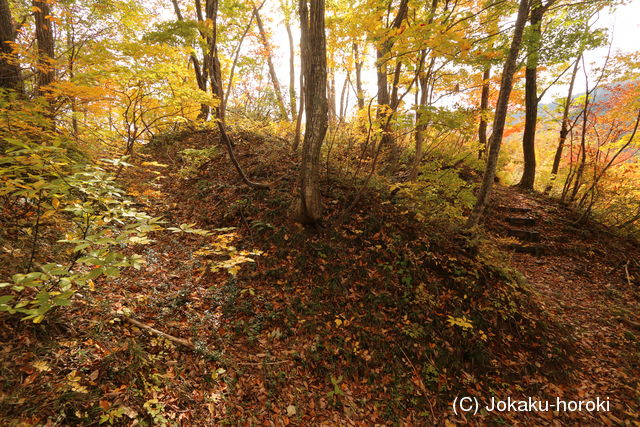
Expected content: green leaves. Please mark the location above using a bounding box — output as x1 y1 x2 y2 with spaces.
0 98 163 322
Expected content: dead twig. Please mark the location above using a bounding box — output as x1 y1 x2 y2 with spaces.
235 360 290 366
122 316 195 350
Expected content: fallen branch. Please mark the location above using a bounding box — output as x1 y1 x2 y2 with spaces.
616 316 640 331
624 261 633 287
235 360 290 366
216 121 270 190
122 316 195 350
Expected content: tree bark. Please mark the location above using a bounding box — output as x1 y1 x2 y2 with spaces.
296 0 328 224
171 0 210 119
255 8 288 120
285 18 297 123
0 0 21 92
201 0 266 188
292 68 304 151
33 0 55 96
568 77 590 202
339 72 349 121
517 1 544 189
327 63 336 124
353 42 364 109
375 0 408 159
223 9 256 115
545 57 579 194
206 0 224 121
409 71 429 181
466 0 529 228
477 65 490 159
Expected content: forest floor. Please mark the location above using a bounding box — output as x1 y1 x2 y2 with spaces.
1 128 640 426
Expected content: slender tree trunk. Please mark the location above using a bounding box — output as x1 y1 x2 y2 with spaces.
409 72 429 181
375 47 390 114
285 19 297 123
478 65 490 159
0 0 21 92
569 78 590 202
223 10 256 115
201 0 266 188
327 57 336 124
206 0 224 121
33 0 55 96
517 2 544 189
545 57 579 194
375 0 408 164
172 0 209 119
293 69 304 151
296 0 328 224
67 25 78 135
576 107 640 216
194 0 210 112
409 50 432 181
353 42 364 109
466 0 529 228
255 8 288 120
339 72 349 121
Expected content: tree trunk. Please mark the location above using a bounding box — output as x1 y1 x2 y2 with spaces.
223 10 256 115
339 72 349 121
409 72 429 181
171 0 209 119
206 0 224 121
293 68 304 151
545 57 579 193
353 42 364 109
0 0 21 92
327 63 336 124
466 0 529 228
569 79 590 202
517 2 544 189
255 8 288 120
375 0 408 163
33 0 55 96
296 0 328 224
202 0 265 188
477 65 490 159
285 19 297 123
67 23 78 135
375 46 390 114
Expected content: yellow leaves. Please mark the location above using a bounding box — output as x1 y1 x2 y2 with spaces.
447 315 473 330
333 316 352 327
40 209 57 220
32 361 51 372
141 189 165 199
65 370 88 393
194 233 262 276
210 367 225 380
141 161 168 168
